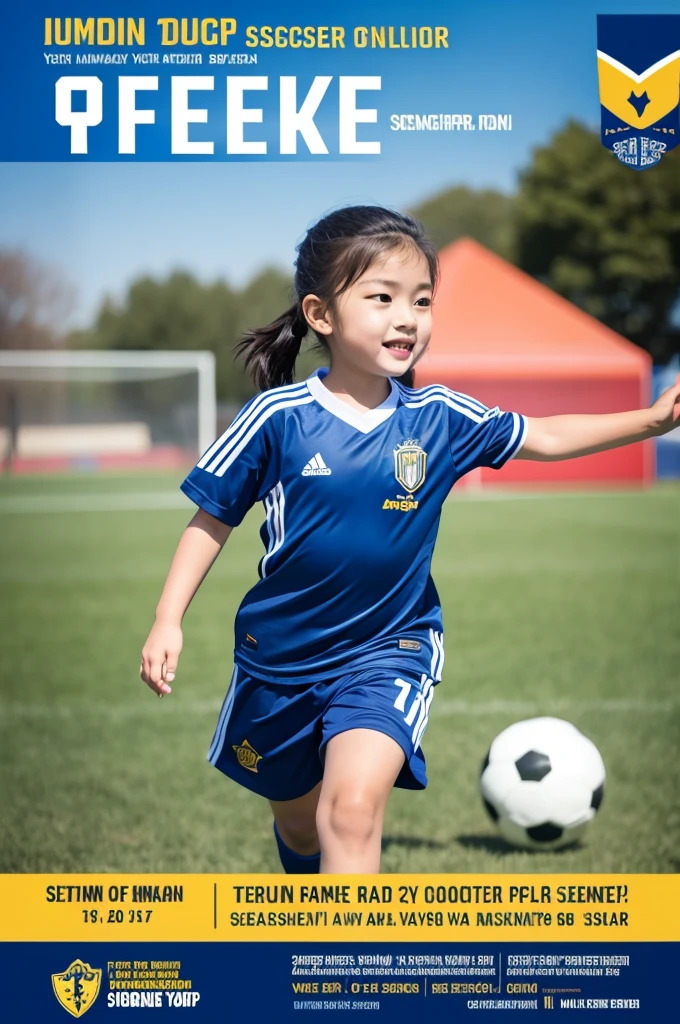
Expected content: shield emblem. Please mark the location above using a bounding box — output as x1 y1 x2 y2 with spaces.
52 960 102 1018
597 15 680 170
394 443 427 494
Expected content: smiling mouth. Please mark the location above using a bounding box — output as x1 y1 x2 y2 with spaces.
383 340 415 352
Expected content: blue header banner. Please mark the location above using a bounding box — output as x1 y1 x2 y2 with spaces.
0 2 460 161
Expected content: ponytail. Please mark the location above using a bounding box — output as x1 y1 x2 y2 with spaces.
236 303 308 391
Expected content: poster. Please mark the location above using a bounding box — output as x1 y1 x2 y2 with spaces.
0 1 678 1020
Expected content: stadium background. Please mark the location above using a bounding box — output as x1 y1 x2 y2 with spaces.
0 0 679 873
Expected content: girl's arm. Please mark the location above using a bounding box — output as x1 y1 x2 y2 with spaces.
516 374 680 462
140 509 232 696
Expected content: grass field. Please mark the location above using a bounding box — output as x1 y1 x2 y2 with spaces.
0 471 678 873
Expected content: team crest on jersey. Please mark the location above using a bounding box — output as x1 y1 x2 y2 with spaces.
384 440 427 511
233 738 262 772
52 960 102 1018
394 440 427 493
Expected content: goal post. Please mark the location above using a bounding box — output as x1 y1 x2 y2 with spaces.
0 350 217 471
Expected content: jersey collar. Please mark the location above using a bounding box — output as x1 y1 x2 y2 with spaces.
306 368 400 434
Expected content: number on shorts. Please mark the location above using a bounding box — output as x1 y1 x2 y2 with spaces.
393 674 435 751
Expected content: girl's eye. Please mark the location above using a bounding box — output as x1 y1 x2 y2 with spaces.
367 293 431 305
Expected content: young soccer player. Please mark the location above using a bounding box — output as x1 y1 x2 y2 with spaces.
140 205 680 875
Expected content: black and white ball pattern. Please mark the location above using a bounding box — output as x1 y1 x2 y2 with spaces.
480 717 606 850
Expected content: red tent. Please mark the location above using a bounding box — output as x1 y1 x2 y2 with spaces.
415 238 653 487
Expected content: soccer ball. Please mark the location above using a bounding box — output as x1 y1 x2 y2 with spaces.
480 717 605 850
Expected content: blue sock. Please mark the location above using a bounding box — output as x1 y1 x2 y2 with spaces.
273 821 321 874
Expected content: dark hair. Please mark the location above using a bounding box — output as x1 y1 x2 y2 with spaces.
236 205 439 391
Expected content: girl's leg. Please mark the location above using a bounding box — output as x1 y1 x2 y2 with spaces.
316 729 405 873
270 781 322 857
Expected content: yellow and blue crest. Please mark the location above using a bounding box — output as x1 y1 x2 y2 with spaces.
394 440 428 496
52 960 102 1018
232 738 263 772
597 15 680 170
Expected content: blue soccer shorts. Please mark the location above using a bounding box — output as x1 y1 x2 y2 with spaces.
206 656 441 802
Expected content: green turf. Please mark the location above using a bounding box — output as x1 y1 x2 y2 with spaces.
0 473 678 873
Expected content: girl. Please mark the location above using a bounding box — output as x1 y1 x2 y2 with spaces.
140 205 679 875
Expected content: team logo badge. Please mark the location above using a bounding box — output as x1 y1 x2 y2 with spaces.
52 960 102 1018
597 15 680 170
384 440 427 511
394 440 428 494
232 738 263 772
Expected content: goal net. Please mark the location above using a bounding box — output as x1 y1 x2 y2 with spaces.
0 350 216 473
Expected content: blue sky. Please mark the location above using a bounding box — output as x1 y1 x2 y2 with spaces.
1 0 678 328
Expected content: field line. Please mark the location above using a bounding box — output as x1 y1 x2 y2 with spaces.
0 697 675 722
447 486 679 502
434 697 677 716
0 492 192 514
0 486 676 515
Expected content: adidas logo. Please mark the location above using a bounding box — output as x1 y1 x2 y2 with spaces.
302 453 331 476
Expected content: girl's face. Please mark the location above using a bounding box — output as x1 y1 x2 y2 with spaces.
318 246 433 379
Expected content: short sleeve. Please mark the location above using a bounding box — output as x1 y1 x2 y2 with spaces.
180 395 276 526
445 390 527 475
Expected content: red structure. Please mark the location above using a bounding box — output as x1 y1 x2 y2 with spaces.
416 238 653 488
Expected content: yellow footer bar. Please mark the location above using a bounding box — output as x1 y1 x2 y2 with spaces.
1 874 677 942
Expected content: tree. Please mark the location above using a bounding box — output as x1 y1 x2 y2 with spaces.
0 249 73 349
409 185 515 261
70 266 305 402
0 251 74 469
74 270 237 353
515 121 680 363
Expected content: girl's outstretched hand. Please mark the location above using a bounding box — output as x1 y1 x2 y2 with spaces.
652 372 680 436
140 620 183 696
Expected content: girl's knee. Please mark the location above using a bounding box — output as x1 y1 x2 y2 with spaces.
317 790 381 847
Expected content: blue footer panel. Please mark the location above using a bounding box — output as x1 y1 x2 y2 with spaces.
4 942 677 1022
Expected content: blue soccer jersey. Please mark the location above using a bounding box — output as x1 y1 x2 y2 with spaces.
181 369 527 682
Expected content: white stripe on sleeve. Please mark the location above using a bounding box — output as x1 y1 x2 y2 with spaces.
212 395 314 477
493 412 526 466
405 394 483 423
200 385 309 472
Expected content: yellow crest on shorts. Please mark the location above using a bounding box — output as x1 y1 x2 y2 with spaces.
233 738 263 772
52 960 102 1018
